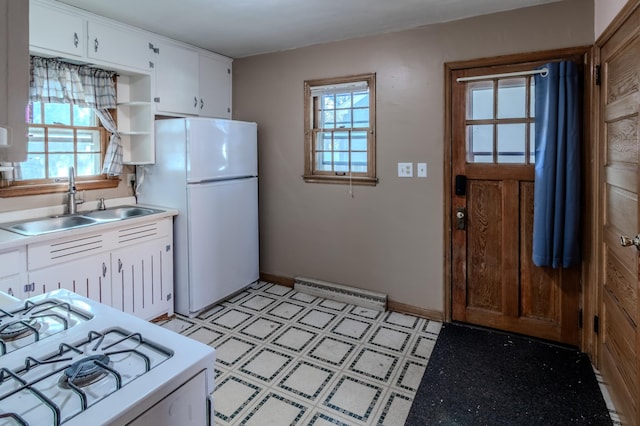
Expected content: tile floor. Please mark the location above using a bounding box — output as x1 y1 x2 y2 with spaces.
159 280 621 425
158 281 441 425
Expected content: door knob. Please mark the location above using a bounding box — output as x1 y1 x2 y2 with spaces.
620 235 640 250
456 207 466 230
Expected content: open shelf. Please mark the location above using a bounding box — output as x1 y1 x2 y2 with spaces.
117 74 154 164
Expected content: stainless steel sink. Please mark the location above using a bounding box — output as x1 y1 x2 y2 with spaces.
82 206 163 221
1 215 98 236
0 205 165 236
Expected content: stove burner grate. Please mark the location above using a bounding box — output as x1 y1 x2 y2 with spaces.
0 318 41 341
59 354 111 389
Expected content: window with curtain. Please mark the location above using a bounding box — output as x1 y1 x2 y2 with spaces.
0 56 122 196
303 73 377 186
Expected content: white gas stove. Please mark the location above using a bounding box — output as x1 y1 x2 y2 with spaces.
0 290 216 425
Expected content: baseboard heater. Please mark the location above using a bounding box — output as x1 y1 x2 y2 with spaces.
294 276 387 311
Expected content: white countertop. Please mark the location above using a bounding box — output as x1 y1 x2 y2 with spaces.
0 197 179 252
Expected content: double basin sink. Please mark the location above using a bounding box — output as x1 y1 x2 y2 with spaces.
0 206 165 236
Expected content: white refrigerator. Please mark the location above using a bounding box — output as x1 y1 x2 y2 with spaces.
138 117 259 316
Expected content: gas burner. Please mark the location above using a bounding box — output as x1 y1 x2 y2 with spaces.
59 354 111 389
0 318 42 341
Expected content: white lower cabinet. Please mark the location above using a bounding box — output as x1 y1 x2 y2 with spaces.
0 247 28 298
27 253 111 304
23 217 174 319
111 237 173 321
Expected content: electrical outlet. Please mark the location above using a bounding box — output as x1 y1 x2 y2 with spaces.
127 173 136 187
398 162 413 177
417 163 427 178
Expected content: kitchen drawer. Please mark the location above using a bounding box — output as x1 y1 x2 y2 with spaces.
114 219 172 248
28 231 113 270
0 247 27 278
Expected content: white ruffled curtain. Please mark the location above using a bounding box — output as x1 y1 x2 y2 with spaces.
28 56 124 176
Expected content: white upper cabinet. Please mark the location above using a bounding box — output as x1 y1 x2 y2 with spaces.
29 1 84 58
153 41 200 116
87 20 151 71
198 53 232 119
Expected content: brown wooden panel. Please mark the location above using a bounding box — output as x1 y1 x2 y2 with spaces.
605 164 638 194
604 225 637 275
604 247 638 325
606 184 639 236
607 116 639 165
466 180 503 312
519 181 559 323
602 290 638 405
601 341 637 426
606 36 640 103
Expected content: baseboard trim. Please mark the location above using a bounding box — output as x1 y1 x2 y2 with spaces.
260 272 443 321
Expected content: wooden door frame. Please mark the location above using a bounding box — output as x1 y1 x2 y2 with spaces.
443 46 595 352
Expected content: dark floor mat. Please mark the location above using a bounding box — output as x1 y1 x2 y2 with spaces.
405 323 612 425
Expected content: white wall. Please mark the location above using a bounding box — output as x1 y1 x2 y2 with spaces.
594 0 627 39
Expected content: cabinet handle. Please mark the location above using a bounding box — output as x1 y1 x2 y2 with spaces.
194 96 198 108
74 32 79 48
118 259 123 273
23 283 35 293
94 37 99 52
102 262 107 278
7 288 13 297
200 98 204 110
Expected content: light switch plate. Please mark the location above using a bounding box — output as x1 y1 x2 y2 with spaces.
417 163 427 178
398 162 413 177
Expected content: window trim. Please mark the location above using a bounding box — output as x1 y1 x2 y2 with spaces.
303 73 377 186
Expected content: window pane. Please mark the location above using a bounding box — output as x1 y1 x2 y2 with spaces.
467 125 493 163
322 95 334 110
351 152 367 172
73 105 95 127
497 124 526 163
467 81 493 120
48 154 74 178
530 78 535 118
77 130 101 152
353 108 369 127
77 153 101 176
529 123 536 164
316 152 332 172
316 132 332 150
335 110 352 128
320 111 335 129
334 132 349 151
31 102 43 124
44 103 71 126
336 94 351 108
48 129 75 152
334 152 349 172
497 78 526 119
14 155 45 180
351 131 368 151
353 91 369 107
27 127 45 152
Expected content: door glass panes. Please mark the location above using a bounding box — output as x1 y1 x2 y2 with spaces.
465 74 535 165
497 78 526 118
467 81 493 120
467 125 493 163
497 124 526 163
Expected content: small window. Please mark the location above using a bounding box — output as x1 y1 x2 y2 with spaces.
465 77 535 164
303 74 376 185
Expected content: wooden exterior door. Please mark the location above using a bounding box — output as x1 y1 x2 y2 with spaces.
598 4 640 424
449 55 583 346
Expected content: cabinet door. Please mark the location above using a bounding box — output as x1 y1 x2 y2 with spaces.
87 20 151 71
28 254 111 304
154 42 199 115
29 2 85 58
0 247 28 299
0 276 26 300
111 238 173 320
198 54 232 118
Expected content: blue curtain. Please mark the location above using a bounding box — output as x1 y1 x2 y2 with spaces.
532 61 581 268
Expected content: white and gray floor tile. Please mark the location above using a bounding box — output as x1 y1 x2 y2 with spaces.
159 281 441 425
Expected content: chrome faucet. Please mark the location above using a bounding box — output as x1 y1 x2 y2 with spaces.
67 166 84 214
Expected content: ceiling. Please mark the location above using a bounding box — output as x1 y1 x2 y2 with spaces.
55 0 566 58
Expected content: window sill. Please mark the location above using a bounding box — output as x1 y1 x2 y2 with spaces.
302 175 378 186
0 177 121 198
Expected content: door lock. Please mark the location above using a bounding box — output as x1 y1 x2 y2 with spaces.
456 207 466 230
